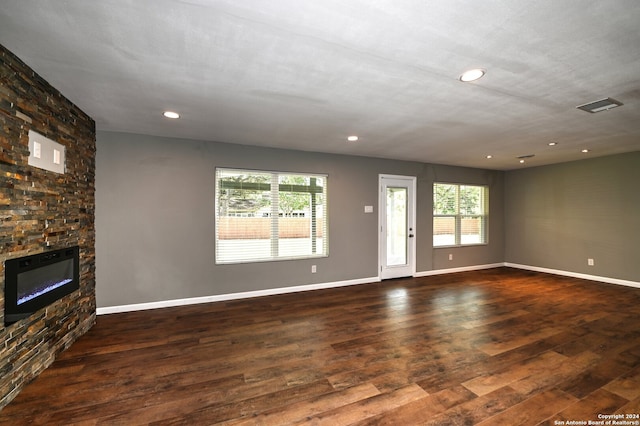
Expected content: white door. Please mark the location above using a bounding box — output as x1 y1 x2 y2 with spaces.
379 175 416 279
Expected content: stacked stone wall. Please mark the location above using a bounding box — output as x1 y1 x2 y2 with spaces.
0 44 96 409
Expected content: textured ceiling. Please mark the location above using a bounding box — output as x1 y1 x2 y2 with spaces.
1 0 639 170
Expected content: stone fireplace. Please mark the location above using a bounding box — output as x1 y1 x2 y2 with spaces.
0 44 96 408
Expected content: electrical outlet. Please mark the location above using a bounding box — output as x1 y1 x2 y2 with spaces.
311 265 317 273
587 258 594 266
448 254 453 261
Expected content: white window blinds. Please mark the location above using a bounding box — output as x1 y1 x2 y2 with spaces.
215 168 328 264
433 183 488 247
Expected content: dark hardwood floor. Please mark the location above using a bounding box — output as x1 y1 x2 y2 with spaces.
1 267 640 425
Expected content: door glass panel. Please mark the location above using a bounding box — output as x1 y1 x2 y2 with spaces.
386 187 407 266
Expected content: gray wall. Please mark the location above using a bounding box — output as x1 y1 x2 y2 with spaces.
504 152 640 282
96 131 504 307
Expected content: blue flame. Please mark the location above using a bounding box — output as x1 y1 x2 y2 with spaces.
17 278 73 305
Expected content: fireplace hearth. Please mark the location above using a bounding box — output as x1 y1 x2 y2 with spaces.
4 246 80 325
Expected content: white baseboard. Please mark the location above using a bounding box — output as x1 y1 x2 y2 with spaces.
504 262 640 289
96 276 381 315
413 263 504 277
97 263 639 316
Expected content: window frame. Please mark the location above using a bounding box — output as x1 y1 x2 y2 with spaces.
215 167 328 264
433 182 488 248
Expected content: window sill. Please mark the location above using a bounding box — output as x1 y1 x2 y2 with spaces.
433 243 488 249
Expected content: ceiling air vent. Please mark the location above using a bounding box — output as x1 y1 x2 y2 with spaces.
576 97 623 113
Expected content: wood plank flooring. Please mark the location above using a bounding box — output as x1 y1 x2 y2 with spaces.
1 267 640 425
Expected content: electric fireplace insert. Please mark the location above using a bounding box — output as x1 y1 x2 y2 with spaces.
4 246 79 325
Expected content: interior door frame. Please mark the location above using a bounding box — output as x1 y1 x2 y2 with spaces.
378 174 417 280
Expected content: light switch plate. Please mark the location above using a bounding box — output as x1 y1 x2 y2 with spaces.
28 130 65 174
364 205 374 213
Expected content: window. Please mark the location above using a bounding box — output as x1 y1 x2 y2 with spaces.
216 168 327 264
433 183 488 247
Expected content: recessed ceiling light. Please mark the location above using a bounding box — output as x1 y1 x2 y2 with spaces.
486 155 493 159
517 154 535 164
459 68 486 82
163 111 180 119
548 142 558 146
582 149 590 153
347 135 359 142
